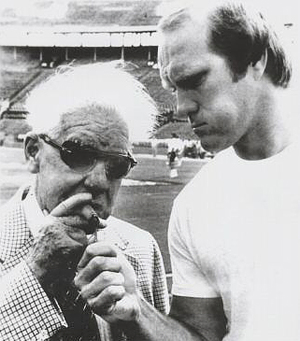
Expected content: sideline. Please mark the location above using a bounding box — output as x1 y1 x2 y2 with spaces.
135 153 210 162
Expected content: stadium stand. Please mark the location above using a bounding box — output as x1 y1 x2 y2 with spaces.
0 0 180 143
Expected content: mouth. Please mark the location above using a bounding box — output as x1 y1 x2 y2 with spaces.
56 193 108 233
90 203 110 220
65 208 104 235
69 215 102 235
191 122 206 129
191 122 208 136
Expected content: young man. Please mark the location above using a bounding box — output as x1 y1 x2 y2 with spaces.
77 2 300 340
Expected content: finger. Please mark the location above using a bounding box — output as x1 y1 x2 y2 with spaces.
51 193 92 217
33 224 88 277
87 285 125 315
64 225 89 246
79 271 124 300
77 242 118 269
40 223 88 250
75 256 122 287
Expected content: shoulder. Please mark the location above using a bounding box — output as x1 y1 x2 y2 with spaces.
0 185 30 215
0 185 32 228
0 190 31 263
175 147 236 205
0 191 25 227
170 147 239 231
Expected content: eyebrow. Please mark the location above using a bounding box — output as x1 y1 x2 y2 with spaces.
175 69 209 90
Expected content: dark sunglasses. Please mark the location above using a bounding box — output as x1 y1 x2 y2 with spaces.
39 134 137 180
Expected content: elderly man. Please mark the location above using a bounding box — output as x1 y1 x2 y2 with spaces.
76 2 300 341
0 63 169 340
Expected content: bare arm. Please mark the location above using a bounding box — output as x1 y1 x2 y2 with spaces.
113 295 227 341
75 244 227 341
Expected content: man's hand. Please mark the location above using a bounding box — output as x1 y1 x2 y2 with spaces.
74 242 141 323
25 193 94 294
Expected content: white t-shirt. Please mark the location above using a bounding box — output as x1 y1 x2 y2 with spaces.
169 142 300 341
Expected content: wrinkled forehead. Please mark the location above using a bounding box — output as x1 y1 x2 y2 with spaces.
53 104 130 151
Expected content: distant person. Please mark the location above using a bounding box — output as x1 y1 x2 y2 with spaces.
167 133 184 178
71 1 300 340
183 139 198 158
151 137 159 157
0 62 169 340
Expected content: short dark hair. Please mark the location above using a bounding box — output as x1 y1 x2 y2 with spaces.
208 3 291 87
158 2 292 88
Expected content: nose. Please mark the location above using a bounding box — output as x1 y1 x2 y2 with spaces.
83 161 110 193
176 89 199 121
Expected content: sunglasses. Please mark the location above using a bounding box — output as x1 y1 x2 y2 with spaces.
39 134 137 180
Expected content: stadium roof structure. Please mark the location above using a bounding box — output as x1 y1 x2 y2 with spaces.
0 0 165 47
0 25 159 47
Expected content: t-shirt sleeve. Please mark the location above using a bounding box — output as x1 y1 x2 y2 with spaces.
168 200 218 298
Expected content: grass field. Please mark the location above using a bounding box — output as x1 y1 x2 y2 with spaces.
0 146 208 278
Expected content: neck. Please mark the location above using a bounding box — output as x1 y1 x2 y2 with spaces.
234 87 293 160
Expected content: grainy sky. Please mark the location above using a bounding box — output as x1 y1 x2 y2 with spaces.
0 0 70 19
0 0 298 61
0 0 298 23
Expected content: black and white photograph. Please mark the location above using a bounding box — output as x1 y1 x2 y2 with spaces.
0 0 299 340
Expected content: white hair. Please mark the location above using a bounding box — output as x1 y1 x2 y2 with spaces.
26 61 157 141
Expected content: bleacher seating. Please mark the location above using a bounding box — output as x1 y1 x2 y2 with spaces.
0 70 38 100
129 64 176 111
0 53 175 139
0 61 55 119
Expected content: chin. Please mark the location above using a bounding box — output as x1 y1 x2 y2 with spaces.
201 140 217 153
201 135 228 153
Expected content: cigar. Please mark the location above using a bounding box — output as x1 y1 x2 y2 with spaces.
82 205 107 240
89 212 106 242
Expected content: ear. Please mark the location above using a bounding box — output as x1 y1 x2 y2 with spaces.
24 132 40 174
249 49 268 81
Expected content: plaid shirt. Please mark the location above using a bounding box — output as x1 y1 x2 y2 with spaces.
0 188 169 341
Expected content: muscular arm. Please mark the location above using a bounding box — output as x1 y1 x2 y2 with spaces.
116 295 227 341
76 237 227 341
169 296 227 340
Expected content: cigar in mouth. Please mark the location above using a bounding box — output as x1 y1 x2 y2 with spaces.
82 205 107 238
